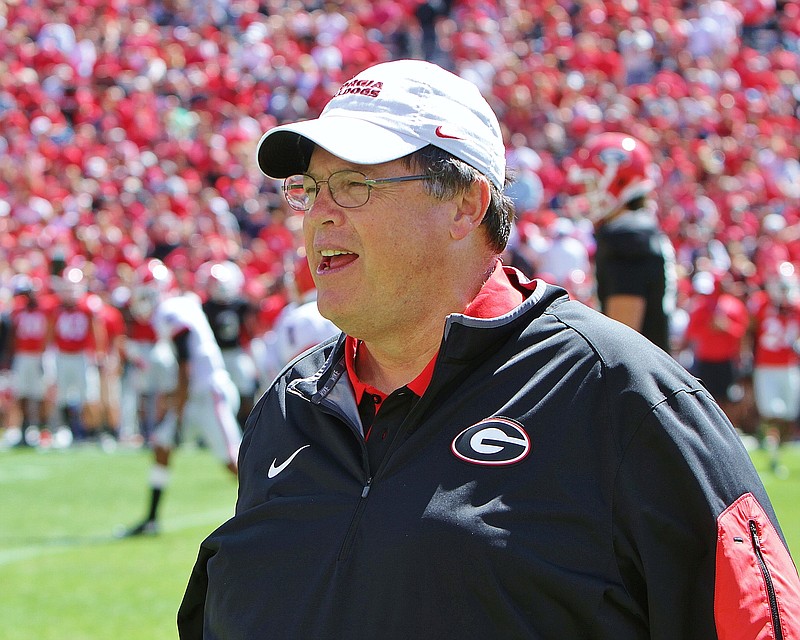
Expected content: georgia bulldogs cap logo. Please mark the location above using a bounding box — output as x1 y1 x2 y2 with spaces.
451 417 530 466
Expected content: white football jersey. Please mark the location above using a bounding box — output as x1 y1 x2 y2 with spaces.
256 300 339 385
153 294 230 393
272 300 339 366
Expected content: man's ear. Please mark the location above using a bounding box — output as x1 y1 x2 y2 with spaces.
450 178 491 241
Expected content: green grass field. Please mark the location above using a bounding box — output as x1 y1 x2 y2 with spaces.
0 444 238 640
2 442 799 639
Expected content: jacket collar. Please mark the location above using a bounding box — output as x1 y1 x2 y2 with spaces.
290 273 568 404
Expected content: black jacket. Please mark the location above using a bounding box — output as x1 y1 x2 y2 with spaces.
179 279 800 639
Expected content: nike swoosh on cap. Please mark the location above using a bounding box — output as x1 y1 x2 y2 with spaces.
435 125 463 140
268 445 310 479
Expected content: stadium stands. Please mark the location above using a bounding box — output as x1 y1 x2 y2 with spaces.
1 0 799 440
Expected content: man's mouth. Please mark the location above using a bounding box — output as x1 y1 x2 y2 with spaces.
319 249 358 272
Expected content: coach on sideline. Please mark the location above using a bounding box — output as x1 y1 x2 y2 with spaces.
178 59 800 638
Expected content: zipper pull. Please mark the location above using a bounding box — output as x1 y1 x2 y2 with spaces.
362 478 372 498
750 520 761 549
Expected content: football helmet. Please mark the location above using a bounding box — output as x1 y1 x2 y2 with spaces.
197 260 245 304
567 132 658 222
55 266 88 306
766 261 800 308
130 259 175 321
11 273 35 296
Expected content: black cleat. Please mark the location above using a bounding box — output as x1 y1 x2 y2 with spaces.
117 520 160 538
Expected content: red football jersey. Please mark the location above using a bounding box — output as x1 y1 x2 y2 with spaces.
128 316 157 342
11 303 49 354
684 293 749 362
750 289 800 367
51 298 97 353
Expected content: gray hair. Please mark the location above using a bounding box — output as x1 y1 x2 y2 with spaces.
402 146 515 253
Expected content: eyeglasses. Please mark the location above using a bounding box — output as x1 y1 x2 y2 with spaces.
283 170 429 211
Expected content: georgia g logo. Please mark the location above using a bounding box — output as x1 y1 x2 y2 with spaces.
451 417 531 466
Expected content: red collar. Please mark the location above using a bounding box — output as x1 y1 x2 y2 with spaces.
345 260 525 402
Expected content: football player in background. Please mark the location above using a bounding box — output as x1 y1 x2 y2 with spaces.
47 266 107 443
748 261 800 477
198 260 260 430
567 132 677 353
121 259 241 537
680 268 751 426
8 274 52 446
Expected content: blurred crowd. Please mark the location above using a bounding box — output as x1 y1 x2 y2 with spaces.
1 0 800 448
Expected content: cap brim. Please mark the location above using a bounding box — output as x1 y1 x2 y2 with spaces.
256 116 427 178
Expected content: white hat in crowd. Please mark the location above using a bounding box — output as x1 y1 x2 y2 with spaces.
256 59 506 189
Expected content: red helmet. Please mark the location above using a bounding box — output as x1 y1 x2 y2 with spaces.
130 259 175 321
567 132 658 222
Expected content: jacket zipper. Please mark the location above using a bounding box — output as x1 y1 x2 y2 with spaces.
313 394 374 564
335 391 430 562
749 519 784 640
338 418 373 564
337 476 371 562
316 376 427 564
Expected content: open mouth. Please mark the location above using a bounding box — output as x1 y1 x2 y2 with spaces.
319 249 358 273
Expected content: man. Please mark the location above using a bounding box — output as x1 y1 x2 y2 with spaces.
567 131 677 352
47 266 107 443
8 275 52 446
198 259 260 430
118 285 165 445
681 269 750 423
749 261 800 477
178 60 800 638
121 259 241 537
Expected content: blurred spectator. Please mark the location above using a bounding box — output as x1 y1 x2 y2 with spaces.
618 17 657 85
505 132 545 216
529 217 592 297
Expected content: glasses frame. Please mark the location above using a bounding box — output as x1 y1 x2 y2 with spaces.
282 169 430 211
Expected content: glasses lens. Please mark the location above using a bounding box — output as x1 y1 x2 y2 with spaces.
284 175 314 210
329 171 370 208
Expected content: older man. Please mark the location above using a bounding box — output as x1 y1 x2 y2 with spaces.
179 59 800 639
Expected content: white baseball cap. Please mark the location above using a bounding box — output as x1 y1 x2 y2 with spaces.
256 59 506 189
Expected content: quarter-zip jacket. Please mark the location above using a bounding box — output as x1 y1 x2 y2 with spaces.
179 279 800 639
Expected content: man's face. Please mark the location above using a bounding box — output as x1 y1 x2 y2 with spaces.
302 147 454 342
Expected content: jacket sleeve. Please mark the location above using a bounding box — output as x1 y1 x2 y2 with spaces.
612 387 800 639
177 544 215 640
